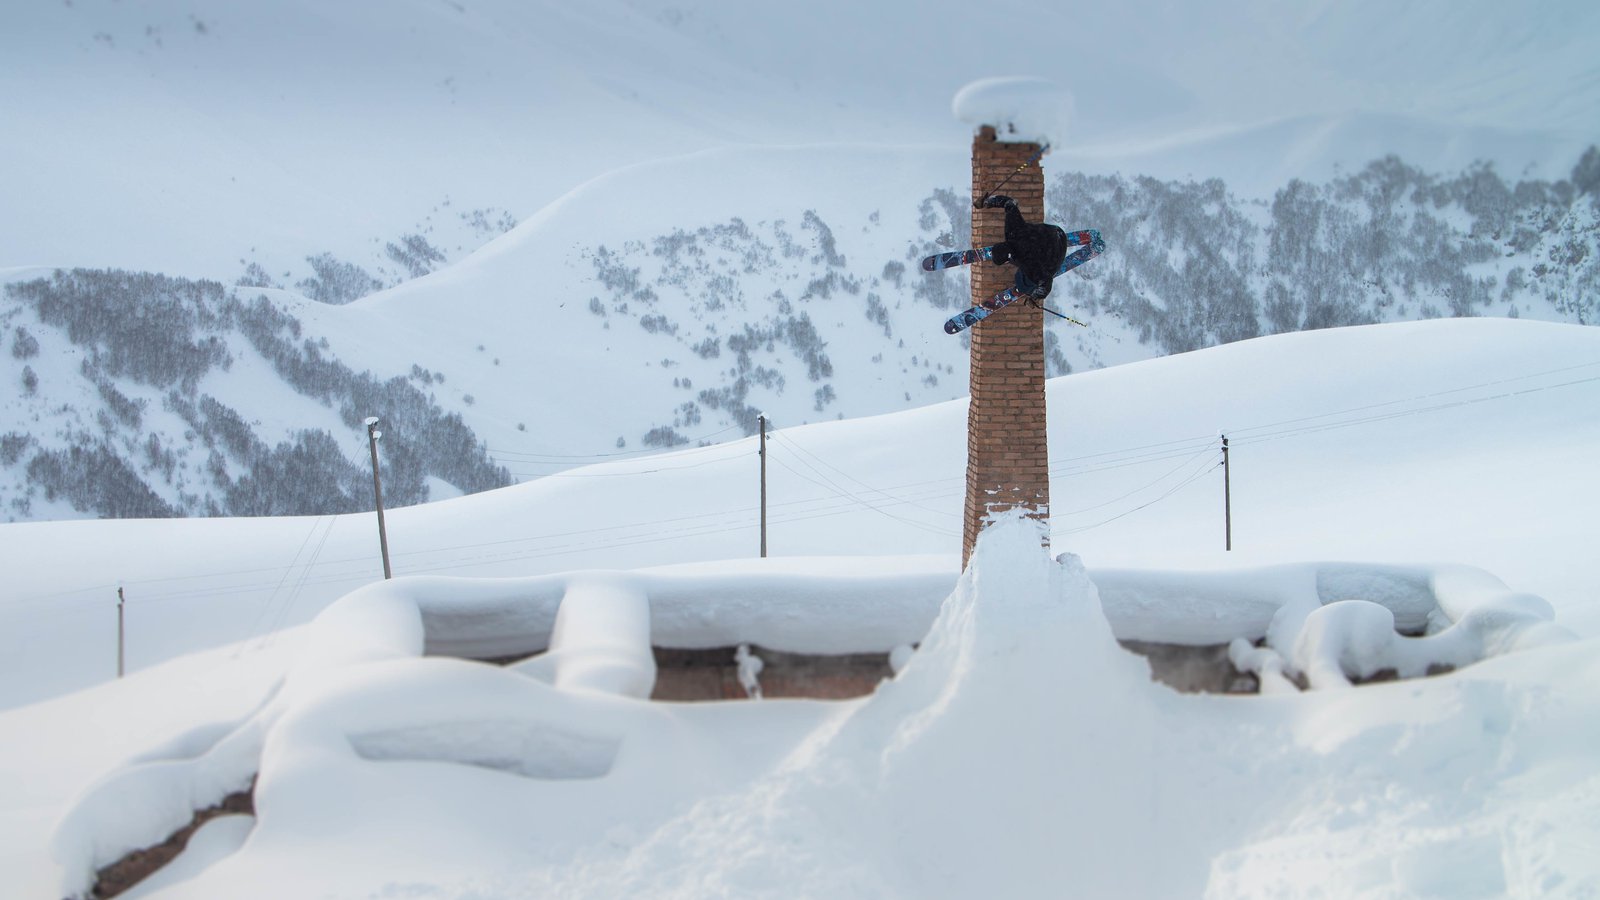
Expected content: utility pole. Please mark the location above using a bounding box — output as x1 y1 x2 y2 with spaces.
365 417 393 579
116 586 125 678
1222 434 1232 551
758 414 768 558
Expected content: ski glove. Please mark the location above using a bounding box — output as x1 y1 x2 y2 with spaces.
991 243 1013 266
983 194 1015 209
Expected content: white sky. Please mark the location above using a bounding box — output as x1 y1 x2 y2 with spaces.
2 0 1595 276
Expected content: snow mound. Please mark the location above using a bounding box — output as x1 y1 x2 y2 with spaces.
562 512 1165 897
952 77 1074 147
44 522 1581 898
847 512 1162 896
1231 563 1573 690
119 814 253 900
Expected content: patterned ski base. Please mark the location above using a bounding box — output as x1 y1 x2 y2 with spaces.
922 246 995 271
942 229 1105 335
943 292 1016 333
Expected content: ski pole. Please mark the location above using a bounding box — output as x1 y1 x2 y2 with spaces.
976 143 1051 208
1028 298 1086 327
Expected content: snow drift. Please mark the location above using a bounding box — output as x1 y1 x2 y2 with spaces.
46 510 1579 898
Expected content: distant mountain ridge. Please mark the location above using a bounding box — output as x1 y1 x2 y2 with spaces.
2 270 511 520
1 148 1595 522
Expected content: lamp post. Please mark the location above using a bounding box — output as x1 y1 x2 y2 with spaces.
365 417 392 579
758 414 769 558
1222 434 1232 552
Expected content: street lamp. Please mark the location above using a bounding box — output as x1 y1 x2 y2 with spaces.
365 417 392 579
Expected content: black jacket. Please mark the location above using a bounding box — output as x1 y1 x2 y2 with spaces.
994 201 1069 299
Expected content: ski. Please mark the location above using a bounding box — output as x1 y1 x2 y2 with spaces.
921 245 995 271
942 229 1105 335
943 298 1007 334
1062 228 1105 255
920 229 1102 273
942 283 1047 334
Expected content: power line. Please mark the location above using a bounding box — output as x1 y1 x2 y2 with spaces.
1223 362 1600 440
423 362 1600 561
1051 447 1222 517
487 424 743 462
507 448 750 480
238 513 331 645
13 360 1593 606
1053 451 1222 536
1052 431 1220 466
767 454 959 538
773 432 954 518
1230 374 1600 448
1050 441 1221 479
262 515 337 648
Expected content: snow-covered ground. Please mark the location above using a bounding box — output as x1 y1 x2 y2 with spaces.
3 317 1598 898
3 1 1598 896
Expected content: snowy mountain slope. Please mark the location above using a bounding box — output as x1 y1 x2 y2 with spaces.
6 141 1597 523
0 267 513 520
5 0 1598 524
3 316 1597 711
321 145 970 452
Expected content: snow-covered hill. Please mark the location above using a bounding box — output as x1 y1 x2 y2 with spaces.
3 317 1598 898
5 316 1597 708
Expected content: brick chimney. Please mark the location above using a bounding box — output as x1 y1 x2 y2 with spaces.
962 125 1050 564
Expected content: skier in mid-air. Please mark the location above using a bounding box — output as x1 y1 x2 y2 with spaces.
924 193 1103 334
979 194 1071 305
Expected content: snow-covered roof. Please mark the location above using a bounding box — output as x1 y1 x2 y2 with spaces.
952 77 1074 147
41 513 1582 899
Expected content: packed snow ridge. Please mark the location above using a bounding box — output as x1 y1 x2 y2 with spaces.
50 511 1571 898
